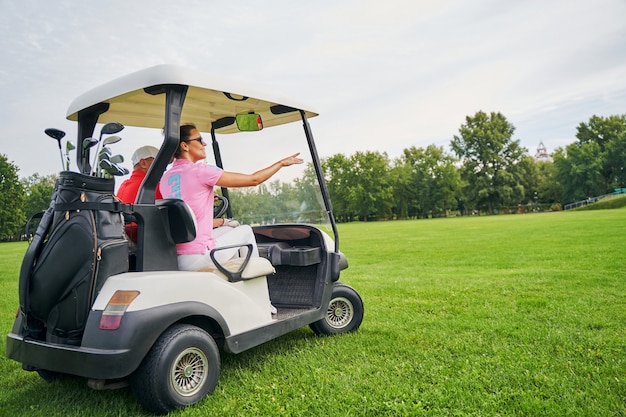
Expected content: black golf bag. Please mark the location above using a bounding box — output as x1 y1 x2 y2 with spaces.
19 172 130 345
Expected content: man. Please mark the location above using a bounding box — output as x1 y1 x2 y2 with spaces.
118 146 162 242
117 145 162 203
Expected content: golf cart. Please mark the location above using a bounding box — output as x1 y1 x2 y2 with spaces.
6 65 364 414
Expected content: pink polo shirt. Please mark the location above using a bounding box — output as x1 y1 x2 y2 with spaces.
159 159 223 255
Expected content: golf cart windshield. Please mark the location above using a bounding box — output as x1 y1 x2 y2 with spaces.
66 65 336 241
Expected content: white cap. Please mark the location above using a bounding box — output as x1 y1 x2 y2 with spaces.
131 146 159 166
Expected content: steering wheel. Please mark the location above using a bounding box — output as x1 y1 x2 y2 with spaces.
214 195 229 218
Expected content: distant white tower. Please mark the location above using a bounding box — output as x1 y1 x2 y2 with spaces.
535 141 550 161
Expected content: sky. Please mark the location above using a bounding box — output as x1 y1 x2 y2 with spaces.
1 0 625 182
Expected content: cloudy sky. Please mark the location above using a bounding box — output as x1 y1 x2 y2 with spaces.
1 0 625 181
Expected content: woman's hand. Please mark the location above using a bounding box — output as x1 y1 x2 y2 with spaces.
280 153 304 167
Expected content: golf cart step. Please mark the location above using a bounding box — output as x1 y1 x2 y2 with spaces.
274 307 316 320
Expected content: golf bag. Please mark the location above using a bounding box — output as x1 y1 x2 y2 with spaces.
19 171 130 345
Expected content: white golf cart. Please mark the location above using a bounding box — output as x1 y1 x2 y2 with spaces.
6 65 363 414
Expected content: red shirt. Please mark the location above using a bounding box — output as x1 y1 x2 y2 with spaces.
117 170 163 241
118 170 163 203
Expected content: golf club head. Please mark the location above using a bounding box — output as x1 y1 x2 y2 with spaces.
100 122 124 137
110 154 124 164
65 141 76 152
82 137 98 149
100 159 127 176
102 135 122 145
99 147 112 157
45 128 66 141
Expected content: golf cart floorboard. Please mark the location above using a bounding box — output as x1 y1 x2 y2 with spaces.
274 307 316 320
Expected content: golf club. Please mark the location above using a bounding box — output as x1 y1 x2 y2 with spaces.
92 123 124 175
99 147 112 158
93 134 123 176
45 128 66 170
100 159 128 177
103 135 122 145
82 137 98 174
65 141 75 171
110 154 124 164
82 137 98 149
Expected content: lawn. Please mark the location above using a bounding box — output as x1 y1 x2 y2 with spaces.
1 209 625 416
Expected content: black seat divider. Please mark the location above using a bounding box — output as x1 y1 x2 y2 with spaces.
132 199 196 272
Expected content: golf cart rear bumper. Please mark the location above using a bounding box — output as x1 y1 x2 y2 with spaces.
6 301 226 380
6 332 136 379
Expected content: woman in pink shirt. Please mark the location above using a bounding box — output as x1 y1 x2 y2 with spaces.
160 123 303 271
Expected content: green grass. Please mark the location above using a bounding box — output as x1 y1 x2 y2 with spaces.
1 209 625 416
575 194 626 211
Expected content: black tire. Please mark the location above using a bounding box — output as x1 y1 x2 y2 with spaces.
129 324 220 415
309 283 364 336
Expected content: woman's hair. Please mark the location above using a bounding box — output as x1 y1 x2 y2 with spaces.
174 123 197 158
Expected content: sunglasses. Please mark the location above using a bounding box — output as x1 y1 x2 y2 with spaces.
185 136 205 144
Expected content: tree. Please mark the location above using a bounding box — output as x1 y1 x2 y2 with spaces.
322 151 394 221
0 154 27 240
535 160 563 207
450 111 527 214
322 154 352 222
22 173 57 219
347 151 393 221
389 157 415 219
575 114 626 192
396 145 462 218
553 142 604 203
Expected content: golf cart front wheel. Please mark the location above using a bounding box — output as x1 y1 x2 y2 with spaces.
130 324 220 415
310 283 364 335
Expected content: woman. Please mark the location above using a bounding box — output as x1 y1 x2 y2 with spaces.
159 123 303 271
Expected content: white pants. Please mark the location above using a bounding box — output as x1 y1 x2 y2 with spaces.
177 224 259 271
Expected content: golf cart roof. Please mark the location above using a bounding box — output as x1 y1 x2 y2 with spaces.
66 64 318 133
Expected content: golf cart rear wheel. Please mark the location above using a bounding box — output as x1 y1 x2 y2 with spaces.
130 324 220 415
310 283 364 335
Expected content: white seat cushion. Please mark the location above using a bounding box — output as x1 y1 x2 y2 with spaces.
208 256 275 281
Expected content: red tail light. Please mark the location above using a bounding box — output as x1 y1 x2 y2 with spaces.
99 290 140 330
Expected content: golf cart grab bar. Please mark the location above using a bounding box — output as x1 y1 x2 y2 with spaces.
208 244 276 282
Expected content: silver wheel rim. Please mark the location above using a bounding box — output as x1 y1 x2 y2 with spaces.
325 296 354 329
171 347 208 397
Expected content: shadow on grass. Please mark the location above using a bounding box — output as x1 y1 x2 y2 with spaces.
0 370 144 416
1 327 327 416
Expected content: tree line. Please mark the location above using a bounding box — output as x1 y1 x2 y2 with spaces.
1 112 624 240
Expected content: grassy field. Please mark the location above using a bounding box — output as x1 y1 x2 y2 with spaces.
1 209 625 416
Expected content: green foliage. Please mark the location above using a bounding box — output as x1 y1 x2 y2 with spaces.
227 177 328 225
322 151 394 221
556 114 626 202
394 145 461 218
536 160 562 204
0 154 26 240
554 141 604 202
451 111 529 214
21 173 57 219
1 209 625 416
576 114 626 190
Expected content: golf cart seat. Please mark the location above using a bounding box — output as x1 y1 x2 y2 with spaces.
131 198 196 271
155 198 197 244
202 256 276 283
194 243 275 282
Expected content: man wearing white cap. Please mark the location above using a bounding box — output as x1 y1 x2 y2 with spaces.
118 145 163 204
118 146 162 242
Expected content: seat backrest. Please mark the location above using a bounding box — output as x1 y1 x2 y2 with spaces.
156 198 197 244
132 199 196 271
